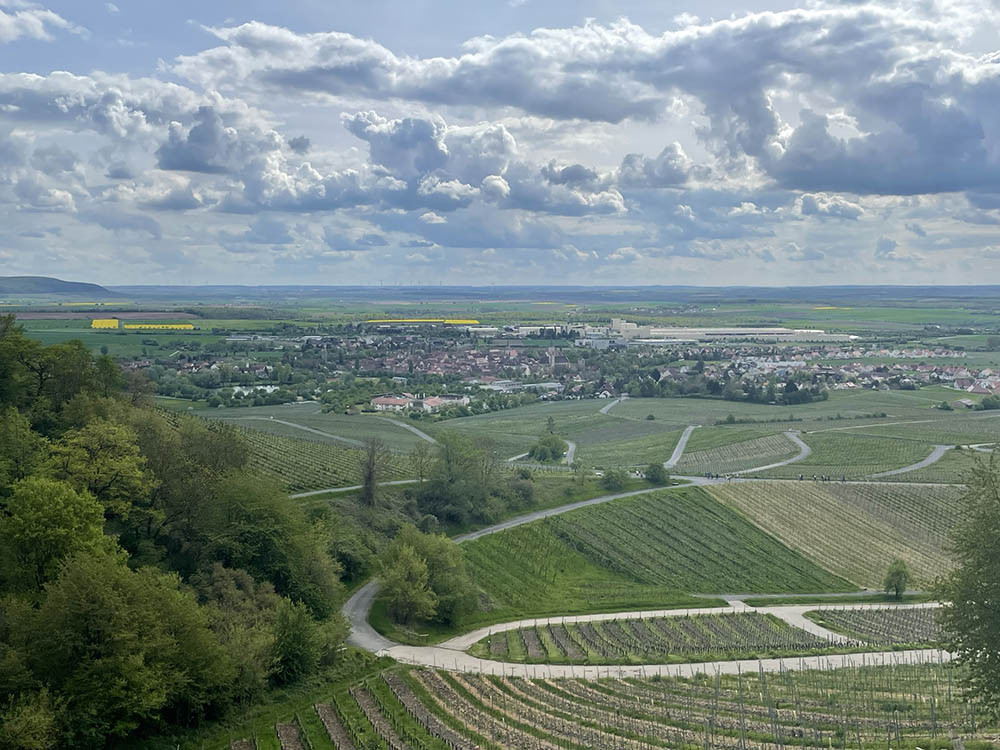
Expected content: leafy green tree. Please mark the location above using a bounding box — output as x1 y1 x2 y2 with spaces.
938 457 1000 711
883 558 910 599
270 599 322 685
25 551 232 746
46 419 156 519
93 355 122 399
601 468 628 491
528 432 568 462
644 463 669 485
0 689 60 750
0 407 48 493
359 438 387 508
380 543 436 624
0 478 111 592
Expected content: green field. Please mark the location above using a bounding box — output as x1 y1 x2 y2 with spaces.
750 431 935 478
673 432 801 474
457 487 853 629
707 481 962 587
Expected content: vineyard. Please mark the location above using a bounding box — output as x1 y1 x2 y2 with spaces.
807 607 943 646
672 433 801 475
749 432 934 479
460 488 852 627
469 612 839 665
707 481 960 587
224 662 993 750
236 425 413 492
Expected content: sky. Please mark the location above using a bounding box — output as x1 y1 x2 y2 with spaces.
2 0 1000 286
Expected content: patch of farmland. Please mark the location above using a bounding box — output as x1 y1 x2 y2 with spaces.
236 426 412 492
848 412 1000 445
574 428 684 468
892 446 985 483
396 663 989 750
807 607 942 646
707 481 960 587
470 612 836 664
682 425 778 452
749 432 934 479
462 487 852 624
673 433 801 475
461 521 710 627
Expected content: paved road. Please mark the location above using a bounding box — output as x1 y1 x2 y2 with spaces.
225 417 365 447
376 417 438 444
290 479 420 499
563 440 577 464
733 431 811 475
663 425 700 469
869 444 952 478
384 645 950 679
598 398 622 415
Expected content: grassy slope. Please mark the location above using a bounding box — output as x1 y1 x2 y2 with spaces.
707 481 961 587
454 486 852 631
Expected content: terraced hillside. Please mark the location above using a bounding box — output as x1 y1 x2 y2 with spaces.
707 481 962 586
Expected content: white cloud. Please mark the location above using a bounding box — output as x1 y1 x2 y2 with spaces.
0 3 83 43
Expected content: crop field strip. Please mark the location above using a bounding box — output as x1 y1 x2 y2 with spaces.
384 661 986 750
808 607 943 646
707 481 961 587
672 433 801 475
460 487 852 627
470 612 845 665
236 425 413 492
748 431 936 479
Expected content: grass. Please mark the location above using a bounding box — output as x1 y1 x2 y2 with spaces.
750 431 935 478
707 480 962 587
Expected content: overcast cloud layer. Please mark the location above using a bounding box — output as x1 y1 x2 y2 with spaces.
2 0 1000 285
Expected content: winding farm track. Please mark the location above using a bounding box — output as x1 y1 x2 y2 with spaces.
598 397 623 414
290 479 419 499
336 417 953 679
734 431 811 475
663 425 700 469
869 444 953 478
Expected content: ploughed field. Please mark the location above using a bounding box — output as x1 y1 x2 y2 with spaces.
231 663 993 750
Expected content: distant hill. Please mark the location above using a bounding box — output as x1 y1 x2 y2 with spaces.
0 276 121 297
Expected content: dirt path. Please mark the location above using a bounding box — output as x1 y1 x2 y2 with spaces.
869 444 952 478
663 425 700 469
598 398 622 415
563 440 576 464
375 417 438 444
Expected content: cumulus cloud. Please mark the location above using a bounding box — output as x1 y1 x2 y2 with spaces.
0 3 83 43
799 193 863 220
617 143 693 188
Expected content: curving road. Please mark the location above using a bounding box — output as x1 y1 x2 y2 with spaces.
663 425 700 469
869 444 952 478
290 479 419 499
733 431 811 475
598 397 622 415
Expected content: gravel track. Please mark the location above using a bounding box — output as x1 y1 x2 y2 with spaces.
869 444 953 478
